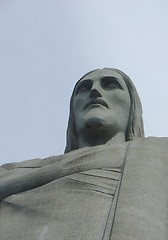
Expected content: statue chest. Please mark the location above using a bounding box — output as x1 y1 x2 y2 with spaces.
0 168 121 240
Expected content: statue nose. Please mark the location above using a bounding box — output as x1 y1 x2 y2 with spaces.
90 89 101 98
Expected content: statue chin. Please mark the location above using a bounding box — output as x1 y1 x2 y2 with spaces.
85 117 104 130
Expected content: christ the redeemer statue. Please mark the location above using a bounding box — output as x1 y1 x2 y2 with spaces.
0 68 167 240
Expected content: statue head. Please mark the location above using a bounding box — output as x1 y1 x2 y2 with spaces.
65 68 144 153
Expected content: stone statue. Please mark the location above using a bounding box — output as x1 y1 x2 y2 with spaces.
0 68 167 240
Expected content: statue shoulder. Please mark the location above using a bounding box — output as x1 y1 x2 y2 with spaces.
143 136 168 151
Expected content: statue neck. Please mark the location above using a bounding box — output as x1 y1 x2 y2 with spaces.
77 131 126 149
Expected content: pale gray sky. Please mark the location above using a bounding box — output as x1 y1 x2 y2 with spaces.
1 0 168 164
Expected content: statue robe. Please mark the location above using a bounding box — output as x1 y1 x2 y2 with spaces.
0 137 168 240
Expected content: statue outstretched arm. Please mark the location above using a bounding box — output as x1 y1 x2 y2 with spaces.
0 143 128 201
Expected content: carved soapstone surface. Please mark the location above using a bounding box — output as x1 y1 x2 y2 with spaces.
0 68 168 240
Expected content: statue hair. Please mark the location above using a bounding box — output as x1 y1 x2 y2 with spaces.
65 68 144 153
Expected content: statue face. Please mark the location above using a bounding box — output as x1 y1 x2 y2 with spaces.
72 69 131 139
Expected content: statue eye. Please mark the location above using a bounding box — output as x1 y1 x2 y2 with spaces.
75 81 92 95
101 77 122 90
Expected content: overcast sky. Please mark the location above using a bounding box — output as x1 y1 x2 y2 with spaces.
0 0 168 164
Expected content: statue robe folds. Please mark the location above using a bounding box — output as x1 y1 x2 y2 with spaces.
0 137 168 240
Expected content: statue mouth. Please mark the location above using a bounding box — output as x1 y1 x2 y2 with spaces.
84 98 108 109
